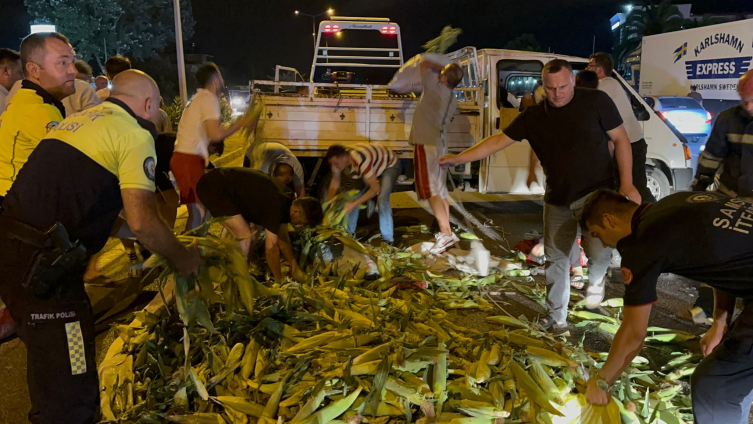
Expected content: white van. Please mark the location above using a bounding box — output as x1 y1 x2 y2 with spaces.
469 49 693 199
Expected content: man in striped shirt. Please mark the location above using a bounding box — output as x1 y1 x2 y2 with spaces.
326 143 401 244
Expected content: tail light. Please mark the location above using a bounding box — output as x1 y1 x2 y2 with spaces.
705 111 712 124
380 26 397 34
683 144 691 160
323 24 340 33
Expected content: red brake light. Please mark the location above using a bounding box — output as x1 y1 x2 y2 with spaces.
324 24 332 33
381 25 397 35
705 111 712 124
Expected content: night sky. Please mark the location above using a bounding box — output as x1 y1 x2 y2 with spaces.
1 0 751 85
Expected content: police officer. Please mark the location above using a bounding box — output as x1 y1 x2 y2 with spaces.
689 70 753 317
0 32 76 204
580 190 753 424
692 70 753 199
0 70 203 423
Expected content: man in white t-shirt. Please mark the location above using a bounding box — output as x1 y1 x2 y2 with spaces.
62 60 101 115
588 52 655 202
171 62 257 231
0 48 23 115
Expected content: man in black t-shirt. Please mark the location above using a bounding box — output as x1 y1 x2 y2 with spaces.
580 190 753 423
439 59 640 330
196 168 323 280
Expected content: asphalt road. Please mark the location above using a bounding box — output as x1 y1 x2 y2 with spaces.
0 191 715 423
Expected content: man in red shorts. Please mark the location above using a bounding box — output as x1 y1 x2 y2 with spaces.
410 59 464 254
171 62 257 231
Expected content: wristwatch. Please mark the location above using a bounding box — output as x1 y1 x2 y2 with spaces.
596 372 612 392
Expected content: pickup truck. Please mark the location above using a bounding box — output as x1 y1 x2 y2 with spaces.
247 16 693 200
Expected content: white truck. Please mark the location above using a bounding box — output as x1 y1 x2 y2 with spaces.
638 19 753 115
248 16 692 199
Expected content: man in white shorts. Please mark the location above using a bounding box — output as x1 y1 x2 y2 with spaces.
410 59 463 254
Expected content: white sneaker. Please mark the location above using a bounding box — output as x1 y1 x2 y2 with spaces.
430 232 459 255
585 282 605 309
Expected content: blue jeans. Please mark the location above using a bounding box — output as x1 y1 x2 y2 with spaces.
346 161 401 242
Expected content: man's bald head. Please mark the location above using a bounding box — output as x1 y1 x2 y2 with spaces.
110 70 161 122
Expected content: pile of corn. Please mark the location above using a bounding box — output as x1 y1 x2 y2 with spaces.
99 224 698 424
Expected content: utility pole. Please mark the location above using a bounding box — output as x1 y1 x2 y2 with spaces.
592 35 596 55
173 0 188 106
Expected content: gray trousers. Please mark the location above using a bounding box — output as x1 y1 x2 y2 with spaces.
544 193 613 322
691 301 753 424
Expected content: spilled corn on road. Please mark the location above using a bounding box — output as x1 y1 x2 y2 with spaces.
0 192 726 423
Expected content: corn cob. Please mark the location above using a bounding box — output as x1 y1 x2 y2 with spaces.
525 346 577 367
507 361 563 417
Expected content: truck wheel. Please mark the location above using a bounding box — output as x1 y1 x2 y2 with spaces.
646 166 670 200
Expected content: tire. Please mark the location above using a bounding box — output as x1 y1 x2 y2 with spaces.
645 166 670 200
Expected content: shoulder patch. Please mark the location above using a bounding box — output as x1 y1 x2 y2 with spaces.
685 192 725 203
143 157 156 182
621 267 633 286
45 121 59 132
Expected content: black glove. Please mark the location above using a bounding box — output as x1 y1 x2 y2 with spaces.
691 175 713 192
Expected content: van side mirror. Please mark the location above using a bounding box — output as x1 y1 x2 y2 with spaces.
631 95 650 121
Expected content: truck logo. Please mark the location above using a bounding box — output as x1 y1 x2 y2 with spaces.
693 32 745 57
673 43 687 63
685 56 752 79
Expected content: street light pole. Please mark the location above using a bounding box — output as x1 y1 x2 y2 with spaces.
294 8 334 49
173 0 188 106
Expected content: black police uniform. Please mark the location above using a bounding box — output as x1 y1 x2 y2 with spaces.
616 191 753 424
0 99 157 423
692 105 753 197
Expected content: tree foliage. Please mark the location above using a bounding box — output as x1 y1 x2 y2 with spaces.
25 0 195 72
503 34 541 52
614 0 722 67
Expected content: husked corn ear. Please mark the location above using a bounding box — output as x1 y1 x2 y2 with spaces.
505 331 546 348
286 331 345 354
525 346 577 367
507 361 563 417
529 362 561 404
240 340 260 380
353 341 391 365
401 372 433 398
454 400 510 419
212 396 265 417
485 316 527 329
300 386 363 424
487 344 501 366
226 343 244 366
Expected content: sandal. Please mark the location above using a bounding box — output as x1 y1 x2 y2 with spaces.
539 316 568 334
570 275 585 290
